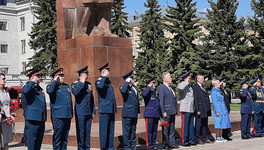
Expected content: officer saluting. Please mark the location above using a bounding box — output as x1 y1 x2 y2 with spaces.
120 70 140 150
22 68 47 150
47 68 73 150
249 76 264 137
142 77 160 150
95 63 117 150
71 66 95 150
239 80 253 139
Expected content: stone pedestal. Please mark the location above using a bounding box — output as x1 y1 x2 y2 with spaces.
57 0 133 107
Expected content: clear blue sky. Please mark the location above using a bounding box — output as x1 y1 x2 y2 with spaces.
124 0 253 18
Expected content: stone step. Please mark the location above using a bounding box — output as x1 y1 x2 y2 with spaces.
12 111 241 148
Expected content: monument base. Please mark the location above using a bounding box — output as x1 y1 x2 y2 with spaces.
57 36 133 106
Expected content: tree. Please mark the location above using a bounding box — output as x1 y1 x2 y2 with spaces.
111 0 132 38
25 0 57 75
247 0 264 80
199 0 249 92
134 0 169 90
165 0 203 85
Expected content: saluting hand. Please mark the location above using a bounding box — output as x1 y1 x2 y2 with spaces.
54 75 59 81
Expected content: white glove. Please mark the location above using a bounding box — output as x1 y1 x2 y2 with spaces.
126 77 132 82
138 113 140 118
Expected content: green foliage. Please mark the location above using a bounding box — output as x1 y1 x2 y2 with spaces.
199 0 249 92
135 0 169 90
247 0 264 80
165 0 203 87
111 0 132 38
24 0 57 76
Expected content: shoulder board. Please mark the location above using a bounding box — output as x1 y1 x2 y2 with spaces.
73 81 78 83
97 77 102 80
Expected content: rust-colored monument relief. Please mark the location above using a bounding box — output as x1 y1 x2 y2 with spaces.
57 0 133 112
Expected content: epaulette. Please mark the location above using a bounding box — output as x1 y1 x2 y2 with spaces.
97 77 102 81
73 81 78 83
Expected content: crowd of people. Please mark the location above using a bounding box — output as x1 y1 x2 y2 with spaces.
0 64 264 150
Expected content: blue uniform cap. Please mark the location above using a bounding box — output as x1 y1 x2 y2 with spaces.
98 63 110 72
76 66 89 74
146 77 155 84
250 76 260 85
51 67 64 78
122 70 133 80
179 72 190 79
26 67 41 78
220 77 226 82
240 79 248 85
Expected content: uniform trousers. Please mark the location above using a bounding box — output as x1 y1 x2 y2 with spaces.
26 120 45 150
241 113 252 138
181 112 195 145
162 115 176 147
253 111 263 136
52 118 71 150
99 113 115 150
195 115 209 142
122 117 138 150
145 117 159 149
76 115 92 150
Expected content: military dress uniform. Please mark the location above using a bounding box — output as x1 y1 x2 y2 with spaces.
22 68 47 150
71 66 95 150
177 72 196 146
142 77 160 150
95 63 117 150
120 70 140 150
249 76 264 137
239 80 253 139
47 68 73 150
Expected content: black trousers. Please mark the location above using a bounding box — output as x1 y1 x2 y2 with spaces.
162 115 176 147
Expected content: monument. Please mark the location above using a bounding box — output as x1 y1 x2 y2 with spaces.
57 0 133 106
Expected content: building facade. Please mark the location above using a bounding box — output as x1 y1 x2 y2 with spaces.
0 0 37 75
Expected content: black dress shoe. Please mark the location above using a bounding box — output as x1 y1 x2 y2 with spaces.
182 143 191 147
224 137 232 141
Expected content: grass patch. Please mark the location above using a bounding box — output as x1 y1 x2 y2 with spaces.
211 103 241 111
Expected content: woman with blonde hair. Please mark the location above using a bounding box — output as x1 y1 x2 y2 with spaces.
211 79 231 142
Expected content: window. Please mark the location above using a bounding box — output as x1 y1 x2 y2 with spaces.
21 40 26 54
22 62 26 72
1 44 8 53
0 67 8 74
20 17 25 31
0 21 7 31
0 0 6 5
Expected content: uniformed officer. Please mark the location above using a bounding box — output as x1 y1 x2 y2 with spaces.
220 77 232 140
249 76 264 137
71 66 95 150
22 68 47 150
95 63 117 150
142 77 160 150
47 68 73 150
177 72 196 146
120 70 140 150
239 80 253 139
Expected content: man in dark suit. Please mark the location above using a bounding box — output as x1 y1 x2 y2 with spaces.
220 77 232 140
158 72 177 149
71 66 95 150
47 68 73 150
192 75 212 144
120 70 140 150
95 63 117 150
22 68 47 150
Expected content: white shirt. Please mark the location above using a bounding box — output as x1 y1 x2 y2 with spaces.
164 83 175 97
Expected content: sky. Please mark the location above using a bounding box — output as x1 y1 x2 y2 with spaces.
124 0 253 18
